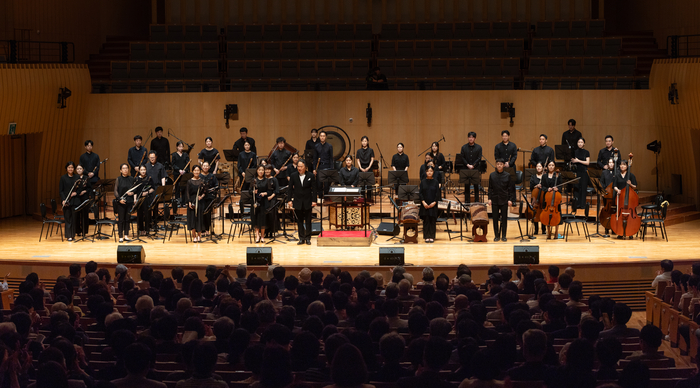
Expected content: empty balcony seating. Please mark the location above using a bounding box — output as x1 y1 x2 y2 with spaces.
131 42 221 61
225 23 373 41
529 38 620 56
226 41 372 60
528 57 637 77
378 39 524 58
111 60 219 80
535 20 604 38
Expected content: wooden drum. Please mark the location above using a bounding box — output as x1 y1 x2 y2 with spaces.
400 204 420 224
470 204 489 222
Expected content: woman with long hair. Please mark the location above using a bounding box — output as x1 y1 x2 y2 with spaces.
114 163 135 242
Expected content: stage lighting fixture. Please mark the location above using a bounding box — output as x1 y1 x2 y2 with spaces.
668 83 679 104
647 140 661 154
501 102 515 125
366 103 372 126
57 87 71 109
224 104 238 125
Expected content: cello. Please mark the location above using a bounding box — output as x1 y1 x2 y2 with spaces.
540 171 562 228
610 154 641 238
599 181 614 230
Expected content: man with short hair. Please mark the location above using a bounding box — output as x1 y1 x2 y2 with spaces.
625 325 675 366
494 130 517 168
127 135 148 176
270 136 292 187
488 158 515 242
150 126 170 165
397 336 454 388
599 303 640 339
597 135 621 170
111 342 166 388
652 259 674 292
507 329 549 381
397 279 416 301
232 127 257 155
530 134 555 168
553 273 573 295
235 265 247 284
460 131 483 202
79 140 101 184
175 341 228 388
561 119 582 152
549 306 582 342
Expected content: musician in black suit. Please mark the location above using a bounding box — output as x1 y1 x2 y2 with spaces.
488 159 516 242
288 160 317 245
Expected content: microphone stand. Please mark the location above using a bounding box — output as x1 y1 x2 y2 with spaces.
416 135 446 158
168 128 195 154
375 142 389 199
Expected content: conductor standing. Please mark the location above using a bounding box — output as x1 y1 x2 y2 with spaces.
288 160 317 245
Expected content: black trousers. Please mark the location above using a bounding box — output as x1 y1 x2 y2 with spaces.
574 172 589 210
465 184 481 204
296 207 313 240
77 208 90 236
423 215 437 239
115 201 130 238
533 221 546 233
64 205 76 239
492 203 509 238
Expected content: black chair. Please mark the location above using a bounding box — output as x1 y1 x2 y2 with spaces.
50 198 64 220
641 201 669 242
227 203 252 243
563 203 590 241
640 194 664 236
40 203 64 241
93 204 117 242
163 202 188 243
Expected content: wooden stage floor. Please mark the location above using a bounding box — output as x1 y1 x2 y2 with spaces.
1 213 697 268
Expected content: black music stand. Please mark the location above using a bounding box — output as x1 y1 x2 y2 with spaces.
358 172 376 230
212 194 232 240
503 167 517 184
523 169 537 188
152 186 172 240
73 198 96 243
459 170 481 203
588 175 608 238
387 171 408 227
387 196 404 243
274 186 298 242
145 193 162 240
318 170 339 232
200 197 219 244
560 171 577 216
128 194 150 243
448 195 471 242
397 185 420 202
555 145 572 168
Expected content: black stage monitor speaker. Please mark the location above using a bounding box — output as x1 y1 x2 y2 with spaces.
379 247 405 266
117 245 145 264
514 245 539 264
247 247 273 265
376 222 399 236
311 222 322 235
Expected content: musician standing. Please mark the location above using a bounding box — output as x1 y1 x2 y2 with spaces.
288 160 316 245
198 137 220 174
339 156 359 186
134 166 155 236
264 165 280 238
561 119 582 152
59 162 80 241
460 132 482 203
429 142 445 172
79 140 100 185
171 141 190 202
150 127 170 166
127 135 147 176
494 130 517 168
186 165 205 243
614 160 638 240
251 165 273 243
270 137 292 188
530 162 546 235
571 138 590 211
600 158 616 236
530 134 555 168
419 166 442 243
146 151 167 229
200 161 219 235
74 165 91 237
542 161 563 240
488 159 515 242
114 163 135 242
232 127 257 155
597 135 621 170
419 155 444 186
356 136 375 172
237 141 256 191
313 130 334 195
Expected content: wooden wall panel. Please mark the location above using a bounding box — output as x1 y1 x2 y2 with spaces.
649 58 700 209
83 89 659 193
0 64 91 218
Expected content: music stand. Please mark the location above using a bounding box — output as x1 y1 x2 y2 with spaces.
212 193 232 240
560 171 577 216
128 194 150 243
244 168 258 183
503 167 517 184
73 198 96 243
397 185 420 202
387 170 409 185
449 195 471 241
555 145 572 163
459 170 481 202
588 176 608 238
358 172 376 225
152 186 172 239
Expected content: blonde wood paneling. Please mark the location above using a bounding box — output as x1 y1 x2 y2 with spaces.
0 64 91 217
649 58 700 209
83 89 658 193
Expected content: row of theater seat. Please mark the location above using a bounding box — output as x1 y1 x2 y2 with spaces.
377 58 520 77
226 41 372 60
130 42 220 61
111 61 220 79
378 39 524 58
532 38 621 56
148 20 605 43
528 57 637 76
523 77 649 90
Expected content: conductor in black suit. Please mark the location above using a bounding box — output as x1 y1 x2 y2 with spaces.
288 160 317 245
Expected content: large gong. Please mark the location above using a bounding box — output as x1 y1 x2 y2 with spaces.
318 125 351 161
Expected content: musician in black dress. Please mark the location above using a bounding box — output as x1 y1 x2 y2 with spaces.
571 137 590 211
419 166 442 243
614 160 638 240
460 131 482 203
429 142 445 172
233 127 257 155
313 131 334 195
134 165 155 236
251 165 273 243
494 130 517 168
530 134 555 168
186 165 205 243
488 159 516 242
146 151 167 229
200 161 219 235
171 141 190 202
529 162 546 235
270 137 292 188
291 153 300 171
79 140 100 185
597 135 621 170
237 141 256 191
114 163 135 242
74 165 92 237
391 143 410 194
59 162 80 241
542 161 563 240
198 137 220 174
339 156 359 186
562 119 582 152
150 127 170 166
264 165 280 238
356 136 375 172
305 128 319 167
419 155 444 186
288 160 316 245
600 158 616 235
127 135 147 176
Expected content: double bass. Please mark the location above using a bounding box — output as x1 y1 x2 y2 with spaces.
610 154 641 237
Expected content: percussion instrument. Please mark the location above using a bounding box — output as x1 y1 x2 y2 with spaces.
438 200 462 212
400 204 420 223
470 203 489 222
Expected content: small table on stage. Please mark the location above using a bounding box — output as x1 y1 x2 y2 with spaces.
327 186 368 230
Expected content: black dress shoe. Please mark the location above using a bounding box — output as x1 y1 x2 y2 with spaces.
502 238 507 242
494 237 500 242
297 240 305 245
305 239 311 245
